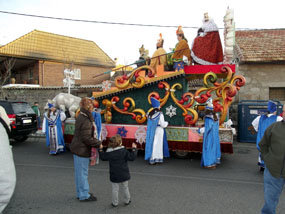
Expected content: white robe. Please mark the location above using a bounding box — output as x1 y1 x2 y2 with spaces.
150 112 168 162
252 114 283 132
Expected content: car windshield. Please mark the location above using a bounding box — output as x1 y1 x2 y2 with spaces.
12 102 35 114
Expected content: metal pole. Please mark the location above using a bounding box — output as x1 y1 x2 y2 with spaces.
68 76 70 94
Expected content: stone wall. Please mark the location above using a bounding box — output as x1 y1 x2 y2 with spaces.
236 63 285 103
3 86 100 119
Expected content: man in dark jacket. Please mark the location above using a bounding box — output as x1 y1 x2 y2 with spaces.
99 134 137 207
259 116 285 214
70 98 101 202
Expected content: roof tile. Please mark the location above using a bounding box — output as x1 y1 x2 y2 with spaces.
0 30 115 67
236 29 285 62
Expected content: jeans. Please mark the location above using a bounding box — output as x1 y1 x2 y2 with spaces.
73 155 90 200
111 181 130 206
261 167 285 214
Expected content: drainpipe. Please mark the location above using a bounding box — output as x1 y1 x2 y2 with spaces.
42 61 45 86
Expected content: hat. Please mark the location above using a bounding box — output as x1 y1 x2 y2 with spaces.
158 33 163 43
205 98 214 111
150 97 160 108
176 26 184 35
48 103 54 109
157 33 164 48
268 100 277 113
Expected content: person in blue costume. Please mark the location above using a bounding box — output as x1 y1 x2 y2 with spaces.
90 98 102 165
200 99 221 169
42 103 66 155
252 100 283 171
145 97 169 165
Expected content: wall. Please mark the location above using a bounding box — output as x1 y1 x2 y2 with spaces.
38 61 111 86
4 87 100 119
236 63 285 102
229 63 285 127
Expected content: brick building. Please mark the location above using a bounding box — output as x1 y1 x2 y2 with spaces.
0 30 115 86
235 29 285 102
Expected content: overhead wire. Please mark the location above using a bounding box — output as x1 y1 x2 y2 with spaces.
0 10 261 30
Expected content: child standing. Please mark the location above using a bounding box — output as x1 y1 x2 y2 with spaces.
99 134 137 207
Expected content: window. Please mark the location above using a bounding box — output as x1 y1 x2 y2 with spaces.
73 68 81 80
29 68 33 80
269 87 285 101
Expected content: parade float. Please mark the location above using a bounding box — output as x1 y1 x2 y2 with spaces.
63 8 245 156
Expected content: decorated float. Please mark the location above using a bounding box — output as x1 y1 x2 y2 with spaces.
63 8 245 156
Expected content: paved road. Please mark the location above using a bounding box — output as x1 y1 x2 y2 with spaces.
3 137 285 214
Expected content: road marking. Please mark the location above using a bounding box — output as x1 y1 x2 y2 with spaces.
16 163 263 186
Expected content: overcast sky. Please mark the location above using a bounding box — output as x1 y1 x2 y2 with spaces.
0 0 284 65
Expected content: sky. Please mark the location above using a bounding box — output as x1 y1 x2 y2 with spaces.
0 0 284 65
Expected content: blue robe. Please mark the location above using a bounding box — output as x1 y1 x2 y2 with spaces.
256 115 277 150
92 111 102 140
145 112 169 161
201 116 221 167
44 111 65 154
256 115 277 167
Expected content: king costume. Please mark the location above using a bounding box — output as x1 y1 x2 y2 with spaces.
150 33 167 72
252 100 283 170
172 26 191 71
191 13 223 65
145 97 169 164
42 103 66 155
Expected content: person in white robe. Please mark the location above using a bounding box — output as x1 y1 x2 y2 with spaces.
145 97 170 164
252 100 283 171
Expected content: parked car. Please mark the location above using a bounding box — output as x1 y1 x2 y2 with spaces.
0 100 37 142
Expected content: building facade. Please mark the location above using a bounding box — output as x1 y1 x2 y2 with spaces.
235 29 285 103
0 30 115 86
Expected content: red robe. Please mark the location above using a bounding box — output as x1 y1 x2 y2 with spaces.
192 31 223 65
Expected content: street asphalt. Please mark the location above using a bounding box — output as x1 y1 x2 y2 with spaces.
3 137 285 214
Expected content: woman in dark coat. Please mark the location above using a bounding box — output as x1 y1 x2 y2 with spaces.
70 97 101 202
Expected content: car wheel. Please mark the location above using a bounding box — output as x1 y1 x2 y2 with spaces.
14 135 29 142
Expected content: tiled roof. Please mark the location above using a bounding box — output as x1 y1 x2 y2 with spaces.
0 30 115 67
236 29 285 62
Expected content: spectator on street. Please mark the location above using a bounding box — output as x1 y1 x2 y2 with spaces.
32 102 41 129
0 106 16 213
259 112 285 214
70 98 101 202
99 135 137 207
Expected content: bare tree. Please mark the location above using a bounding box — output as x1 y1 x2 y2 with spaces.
0 57 16 99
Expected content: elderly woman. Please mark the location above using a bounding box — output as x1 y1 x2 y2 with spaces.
70 97 101 202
